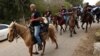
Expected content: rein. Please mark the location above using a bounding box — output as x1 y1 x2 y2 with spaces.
13 24 20 42
12 23 28 42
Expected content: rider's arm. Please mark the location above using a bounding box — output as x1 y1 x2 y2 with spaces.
31 11 41 22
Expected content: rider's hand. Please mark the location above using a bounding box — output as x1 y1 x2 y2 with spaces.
37 17 43 22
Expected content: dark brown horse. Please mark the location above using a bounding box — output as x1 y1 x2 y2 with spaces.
52 15 67 35
81 11 94 32
68 11 77 37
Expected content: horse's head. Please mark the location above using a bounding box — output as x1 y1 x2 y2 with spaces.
7 21 18 42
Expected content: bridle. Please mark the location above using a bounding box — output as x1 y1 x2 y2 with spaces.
10 24 20 42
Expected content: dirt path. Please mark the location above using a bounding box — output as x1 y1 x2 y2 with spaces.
0 22 100 56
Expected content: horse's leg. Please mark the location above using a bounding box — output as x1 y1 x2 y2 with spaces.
98 17 100 23
41 41 46 56
33 45 39 55
69 27 72 37
81 22 85 30
85 22 88 33
29 45 33 56
51 37 58 49
62 25 65 32
49 31 58 49
64 24 67 32
75 19 80 29
56 23 58 31
89 22 92 28
60 25 63 35
73 27 77 34
97 15 100 23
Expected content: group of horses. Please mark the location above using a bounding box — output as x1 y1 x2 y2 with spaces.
52 6 100 37
7 6 100 56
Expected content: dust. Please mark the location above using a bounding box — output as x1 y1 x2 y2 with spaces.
73 28 100 56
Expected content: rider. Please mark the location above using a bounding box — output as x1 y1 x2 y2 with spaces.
60 6 69 23
84 2 92 13
44 8 52 24
83 2 95 22
30 4 42 50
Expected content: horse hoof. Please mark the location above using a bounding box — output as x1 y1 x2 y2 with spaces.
82 28 85 30
33 52 39 55
77 27 80 29
74 32 77 34
70 35 72 37
41 53 44 56
55 46 58 49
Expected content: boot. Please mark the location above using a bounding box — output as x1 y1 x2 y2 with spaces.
38 44 43 51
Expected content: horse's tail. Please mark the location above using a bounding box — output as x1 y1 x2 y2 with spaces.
48 24 57 43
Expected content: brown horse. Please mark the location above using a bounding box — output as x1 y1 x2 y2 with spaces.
68 11 77 37
7 21 58 56
52 15 67 35
81 11 94 32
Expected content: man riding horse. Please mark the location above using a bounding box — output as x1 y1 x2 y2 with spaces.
60 6 69 24
30 4 43 50
83 2 95 22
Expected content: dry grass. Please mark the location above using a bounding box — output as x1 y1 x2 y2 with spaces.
72 28 100 56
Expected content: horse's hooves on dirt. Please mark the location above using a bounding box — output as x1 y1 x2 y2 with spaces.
74 32 77 34
82 28 85 30
41 53 44 56
70 35 72 37
77 27 80 29
55 46 59 49
33 52 39 55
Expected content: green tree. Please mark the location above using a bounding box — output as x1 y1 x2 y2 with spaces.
31 0 72 15
65 0 83 6
0 0 31 23
96 1 100 6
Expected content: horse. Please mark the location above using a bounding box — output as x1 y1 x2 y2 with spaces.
92 7 100 23
52 15 67 35
68 10 77 37
7 21 58 56
81 10 94 32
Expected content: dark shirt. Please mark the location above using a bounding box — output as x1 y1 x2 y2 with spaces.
31 11 41 26
61 8 67 16
84 5 92 12
44 11 52 17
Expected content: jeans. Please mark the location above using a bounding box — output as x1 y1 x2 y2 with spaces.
34 25 42 45
63 15 69 24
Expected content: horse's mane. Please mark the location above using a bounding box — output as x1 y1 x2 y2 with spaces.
9 21 27 29
9 21 32 43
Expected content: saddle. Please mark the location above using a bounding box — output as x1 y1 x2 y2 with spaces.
29 23 48 43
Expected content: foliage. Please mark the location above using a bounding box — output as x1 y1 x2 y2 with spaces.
65 0 83 6
0 0 31 24
31 0 72 15
96 1 100 6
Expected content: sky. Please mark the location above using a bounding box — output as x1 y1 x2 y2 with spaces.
83 0 100 5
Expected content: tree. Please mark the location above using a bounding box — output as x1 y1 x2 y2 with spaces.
65 0 83 6
0 0 31 23
96 1 100 6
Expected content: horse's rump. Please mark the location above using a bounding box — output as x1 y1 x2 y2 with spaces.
69 16 76 27
41 24 56 41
